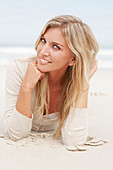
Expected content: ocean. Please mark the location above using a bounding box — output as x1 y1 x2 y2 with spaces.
0 46 113 68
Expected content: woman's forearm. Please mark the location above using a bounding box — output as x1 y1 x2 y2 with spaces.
16 84 32 118
74 91 88 108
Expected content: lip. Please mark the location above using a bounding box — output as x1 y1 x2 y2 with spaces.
38 57 51 65
39 57 51 63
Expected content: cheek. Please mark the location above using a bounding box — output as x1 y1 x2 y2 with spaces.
36 46 41 56
53 50 66 59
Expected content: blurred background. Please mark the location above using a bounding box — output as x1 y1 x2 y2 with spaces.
0 0 113 68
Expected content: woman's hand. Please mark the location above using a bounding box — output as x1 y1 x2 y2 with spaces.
89 59 98 80
21 59 45 92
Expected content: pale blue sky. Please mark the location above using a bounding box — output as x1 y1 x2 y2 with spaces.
0 0 113 48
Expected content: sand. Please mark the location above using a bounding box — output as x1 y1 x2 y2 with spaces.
0 65 113 170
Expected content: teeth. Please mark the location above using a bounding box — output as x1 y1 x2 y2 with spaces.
41 59 49 63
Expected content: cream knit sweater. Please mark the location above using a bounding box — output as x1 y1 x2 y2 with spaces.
4 57 88 146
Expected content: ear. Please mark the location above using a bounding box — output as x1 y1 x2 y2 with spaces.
69 56 76 66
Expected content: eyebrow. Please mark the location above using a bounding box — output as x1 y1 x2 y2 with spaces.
41 35 64 47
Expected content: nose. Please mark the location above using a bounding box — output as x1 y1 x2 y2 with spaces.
40 44 50 57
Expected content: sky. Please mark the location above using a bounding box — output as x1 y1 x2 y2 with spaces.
0 0 113 48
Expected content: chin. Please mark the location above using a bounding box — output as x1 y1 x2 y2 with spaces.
37 64 48 73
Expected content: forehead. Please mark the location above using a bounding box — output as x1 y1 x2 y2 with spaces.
43 27 67 45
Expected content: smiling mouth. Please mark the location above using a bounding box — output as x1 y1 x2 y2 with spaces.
40 58 52 63
40 58 49 63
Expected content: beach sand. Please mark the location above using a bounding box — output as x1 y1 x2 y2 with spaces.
0 65 113 170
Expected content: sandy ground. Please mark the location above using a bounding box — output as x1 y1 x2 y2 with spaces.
0 65 113 170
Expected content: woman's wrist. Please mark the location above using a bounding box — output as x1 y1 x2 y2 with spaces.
21 81 33 93
72 89 89 108
82 88 89 94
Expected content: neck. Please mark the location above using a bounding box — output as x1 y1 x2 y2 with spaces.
48 71 64 88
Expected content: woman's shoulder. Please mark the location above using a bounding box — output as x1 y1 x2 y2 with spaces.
14 55 37 65
7 55 37 79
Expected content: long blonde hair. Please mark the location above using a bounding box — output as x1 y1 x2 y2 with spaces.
33 15 99 138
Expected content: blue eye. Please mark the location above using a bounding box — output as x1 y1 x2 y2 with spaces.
53 45 60 50
40 37 46 43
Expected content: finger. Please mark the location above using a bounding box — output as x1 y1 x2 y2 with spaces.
39 75 45 80
31 59 38 65
89 60 98 79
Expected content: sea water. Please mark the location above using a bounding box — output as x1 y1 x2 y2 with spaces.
0 46 36 65
0 46 113 68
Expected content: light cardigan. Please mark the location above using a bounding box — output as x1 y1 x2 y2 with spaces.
4 57 88 146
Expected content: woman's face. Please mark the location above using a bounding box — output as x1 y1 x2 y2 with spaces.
36 27 75 73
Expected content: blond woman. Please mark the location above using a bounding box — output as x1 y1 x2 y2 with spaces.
4 15 98 146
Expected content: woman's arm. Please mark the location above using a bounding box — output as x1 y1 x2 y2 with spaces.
4 60 33 140
61 107 88 146
61 91 89 146
16 59 45 118
73 59 98 109
73 91 88 108
16 85 32 118
4 59 44 141
61 60 98 146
